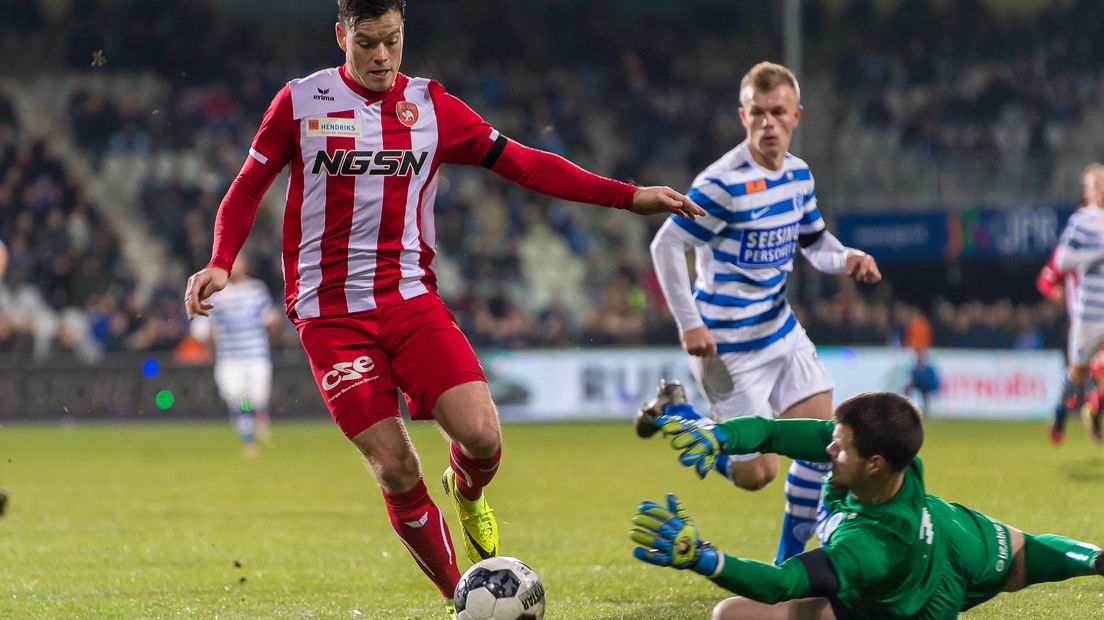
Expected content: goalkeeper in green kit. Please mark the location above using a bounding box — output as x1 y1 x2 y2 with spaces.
630 390 1104 619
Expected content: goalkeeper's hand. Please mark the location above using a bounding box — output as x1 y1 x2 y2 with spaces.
630 493 721 577
656 414 728 479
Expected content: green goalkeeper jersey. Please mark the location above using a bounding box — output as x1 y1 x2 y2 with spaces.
708 417 1007 620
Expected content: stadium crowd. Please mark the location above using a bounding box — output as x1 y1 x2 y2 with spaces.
0 0 1100 361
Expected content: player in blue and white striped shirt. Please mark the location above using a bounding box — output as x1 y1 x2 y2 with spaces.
645 62 881 564
191 254 282 455
1053 163 1104 445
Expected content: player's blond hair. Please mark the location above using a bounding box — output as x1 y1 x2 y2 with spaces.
1083 162 1104 179
740 62 801 103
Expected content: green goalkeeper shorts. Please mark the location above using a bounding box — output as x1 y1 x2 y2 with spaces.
949 504 1015 611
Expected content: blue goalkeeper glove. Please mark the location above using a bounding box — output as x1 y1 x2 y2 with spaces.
629 493 721 577
656 414 729 479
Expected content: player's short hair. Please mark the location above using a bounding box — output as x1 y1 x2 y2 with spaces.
740 62 801 103
1083 162 1104 178
338 0 405 26
833 392 923 472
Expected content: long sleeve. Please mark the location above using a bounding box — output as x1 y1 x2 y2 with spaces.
708 554 814 603
1054 211 1104 272
209 157 280 271
650 219 707 332
429 81 635 209
488 139 635 209
208 84 294 272
799 229 852 275
715 417 834 462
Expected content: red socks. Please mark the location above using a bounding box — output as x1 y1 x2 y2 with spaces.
382 480 460 597
449 442 501 502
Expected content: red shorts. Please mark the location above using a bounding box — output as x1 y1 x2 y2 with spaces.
294 293 486 438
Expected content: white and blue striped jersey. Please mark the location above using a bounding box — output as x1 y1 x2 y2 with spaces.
193 277 277 362
1055 205 1104 326
662 142 824 353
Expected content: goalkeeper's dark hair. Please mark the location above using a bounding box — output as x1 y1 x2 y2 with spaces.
833 392 923 472
338 0 405 26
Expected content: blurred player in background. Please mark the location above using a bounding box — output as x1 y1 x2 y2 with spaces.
1036 243 1085 444
901 348 939 416
191 254 281 456
1052 163 1104 446
183 0 704 612
641 62 881 564
631 392 1104 619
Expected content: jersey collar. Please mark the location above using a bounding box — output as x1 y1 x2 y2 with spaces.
338 64 408 103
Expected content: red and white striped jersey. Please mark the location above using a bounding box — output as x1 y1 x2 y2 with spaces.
210 65 636 320
247 66 505 319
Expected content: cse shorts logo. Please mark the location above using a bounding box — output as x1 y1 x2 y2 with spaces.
322 355 376 391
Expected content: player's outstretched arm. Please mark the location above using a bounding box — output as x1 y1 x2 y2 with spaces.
630 493 829 603
630 186 706 219
184 266 229 320
658 415 835 467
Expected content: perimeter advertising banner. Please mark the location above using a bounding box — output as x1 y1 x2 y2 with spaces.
483 347 1065 421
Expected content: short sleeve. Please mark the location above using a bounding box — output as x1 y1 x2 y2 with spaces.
428 81 502 167
249 84 296 171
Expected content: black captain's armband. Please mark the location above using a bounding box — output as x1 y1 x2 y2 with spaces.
794 548 840 597
798 228 825 248
479 134 508 168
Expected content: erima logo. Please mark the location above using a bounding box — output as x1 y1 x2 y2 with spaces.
313 149 428 177
313 87 335 101
322 355 375 391
403 512 429 529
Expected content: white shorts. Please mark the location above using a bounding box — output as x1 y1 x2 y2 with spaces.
1069 319 1104 367
688 326 833 461
214 358 273 411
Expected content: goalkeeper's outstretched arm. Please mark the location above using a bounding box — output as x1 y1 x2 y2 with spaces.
714 417 835 463
707 549 839 603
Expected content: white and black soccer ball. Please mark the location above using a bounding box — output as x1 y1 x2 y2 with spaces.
454 556 545 620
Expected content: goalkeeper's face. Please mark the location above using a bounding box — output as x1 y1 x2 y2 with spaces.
826 423 868 489
336 10 404 92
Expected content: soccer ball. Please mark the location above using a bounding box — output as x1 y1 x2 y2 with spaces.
454 556 545 620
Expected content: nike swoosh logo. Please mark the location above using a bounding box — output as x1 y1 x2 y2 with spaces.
465 530 497 560
750 207 770 219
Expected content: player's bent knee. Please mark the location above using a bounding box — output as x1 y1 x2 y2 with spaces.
373 451 423 493
731 459 778 491
712 596 762 620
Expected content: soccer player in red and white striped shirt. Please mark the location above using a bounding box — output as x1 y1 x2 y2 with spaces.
183 0 704 611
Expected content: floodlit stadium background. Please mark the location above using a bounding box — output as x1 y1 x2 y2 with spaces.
1 1 1103 618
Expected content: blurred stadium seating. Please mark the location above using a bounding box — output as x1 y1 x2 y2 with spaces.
0 0 1099 367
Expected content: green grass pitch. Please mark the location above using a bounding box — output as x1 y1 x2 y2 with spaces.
1 418 1102 619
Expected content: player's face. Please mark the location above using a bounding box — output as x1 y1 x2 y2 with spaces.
826 423 868 488
739 85 801 170
336 10 404 92
1082 171 1104 207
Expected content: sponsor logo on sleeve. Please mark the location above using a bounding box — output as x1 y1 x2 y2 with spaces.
313 87 335 102
304 117 362 137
